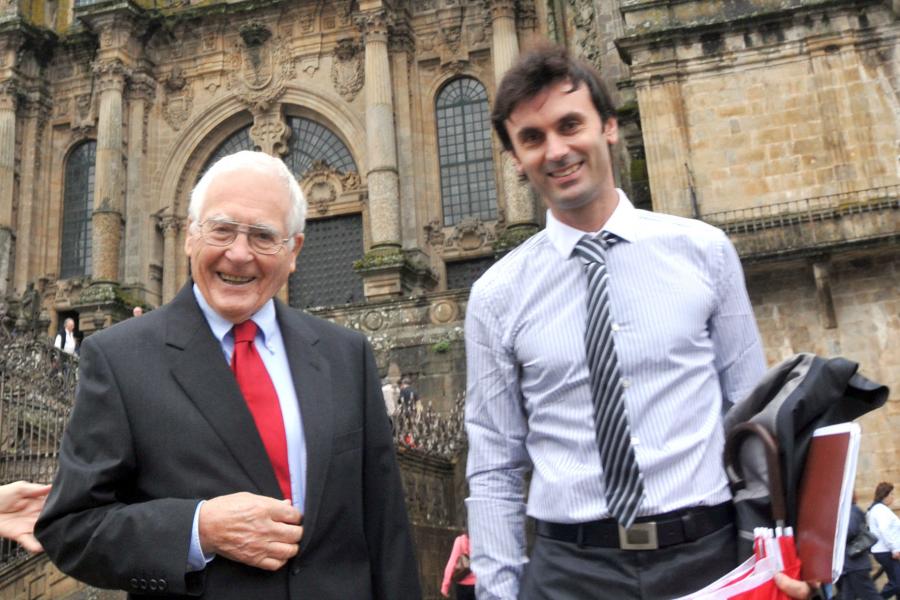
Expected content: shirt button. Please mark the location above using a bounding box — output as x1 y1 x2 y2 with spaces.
621 379 631 388
291 566 301 575
611 323 620 331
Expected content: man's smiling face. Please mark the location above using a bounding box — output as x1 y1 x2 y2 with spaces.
506 78 618 225
185 167 303 324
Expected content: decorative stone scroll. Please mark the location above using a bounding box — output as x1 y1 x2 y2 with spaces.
162 66 193 131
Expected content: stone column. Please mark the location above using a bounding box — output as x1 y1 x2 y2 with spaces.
124 71 154 288
0 81 18 297
361 10 401 251
91 59 127 284
158 214 182 304
489 0 537 238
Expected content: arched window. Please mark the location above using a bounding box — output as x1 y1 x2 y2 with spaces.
435 78 497 226
200 126 254 174
283 116 357 178
60 141 96 279
283 117 362 309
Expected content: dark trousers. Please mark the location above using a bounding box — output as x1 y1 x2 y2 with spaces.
873 553 899 599
519 522 737 600
838 568 881 600
454 583 475 600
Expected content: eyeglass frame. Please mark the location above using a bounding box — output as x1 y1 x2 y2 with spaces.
194 218 294 255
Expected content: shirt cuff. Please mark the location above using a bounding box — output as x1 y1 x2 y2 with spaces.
186 500 216 572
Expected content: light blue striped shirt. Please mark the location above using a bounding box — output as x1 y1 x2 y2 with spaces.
464 191 765 599
187 285 306 570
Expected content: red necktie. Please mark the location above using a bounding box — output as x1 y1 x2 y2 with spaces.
231 320 292 502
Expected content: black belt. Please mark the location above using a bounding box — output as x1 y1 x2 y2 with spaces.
535 502 734 551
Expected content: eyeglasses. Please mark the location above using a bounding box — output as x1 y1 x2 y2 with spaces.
197 219 291 255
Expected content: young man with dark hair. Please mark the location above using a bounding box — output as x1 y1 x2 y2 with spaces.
464 45 812 599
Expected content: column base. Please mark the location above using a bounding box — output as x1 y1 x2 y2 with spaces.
354 248 438 301
75 282 132 334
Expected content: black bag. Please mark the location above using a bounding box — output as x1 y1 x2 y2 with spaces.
846 525 877 558
451 553 471 582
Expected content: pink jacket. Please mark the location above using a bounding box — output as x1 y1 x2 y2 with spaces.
441 533 476 596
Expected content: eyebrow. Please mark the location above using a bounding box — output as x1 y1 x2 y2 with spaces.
205 216 280 235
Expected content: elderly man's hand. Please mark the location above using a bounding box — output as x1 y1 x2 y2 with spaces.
0 481 51 553
199 492 303 571
775 573 820 599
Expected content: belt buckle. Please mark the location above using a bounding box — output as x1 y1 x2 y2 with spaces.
618 522 659 550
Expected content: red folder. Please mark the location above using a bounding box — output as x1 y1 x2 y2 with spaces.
795 423 859 583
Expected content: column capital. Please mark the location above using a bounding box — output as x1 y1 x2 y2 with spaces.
357 9 392 43
0 79 21 112
127 70 156 103
93 59 129 94
487 0 517 22
156 213 184 236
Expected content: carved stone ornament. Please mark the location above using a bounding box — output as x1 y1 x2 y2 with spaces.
72 92 95 130
331 39 364 102
301 160 357 215
250 109 291 156
162 67 193 131
227 23 295 112
444 217 495 252
568 0 601 67
423 218 446 249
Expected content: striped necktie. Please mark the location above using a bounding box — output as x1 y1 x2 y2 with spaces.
573 233 645 528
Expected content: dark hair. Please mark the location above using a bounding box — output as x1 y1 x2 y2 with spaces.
874 481 894 504
491 43 617 152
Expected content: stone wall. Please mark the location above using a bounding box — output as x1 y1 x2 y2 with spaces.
746 249 900 496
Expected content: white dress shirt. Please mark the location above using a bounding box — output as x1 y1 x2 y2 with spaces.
464 191 766 599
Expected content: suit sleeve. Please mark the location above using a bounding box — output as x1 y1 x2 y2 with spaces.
35 336 201 596
360 337 423 599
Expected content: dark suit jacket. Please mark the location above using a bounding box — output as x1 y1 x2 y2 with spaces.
36 284 421 599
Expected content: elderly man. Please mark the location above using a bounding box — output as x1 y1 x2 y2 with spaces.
464 45 814 599
53 318 78 355
36 151 421 599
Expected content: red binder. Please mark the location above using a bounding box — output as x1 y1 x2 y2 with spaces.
795 423 860 583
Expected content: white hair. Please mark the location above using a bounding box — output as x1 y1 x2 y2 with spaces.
189 151 307 240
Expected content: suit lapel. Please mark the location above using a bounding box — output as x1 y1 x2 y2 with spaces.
165 284 283 499
275 301 333 553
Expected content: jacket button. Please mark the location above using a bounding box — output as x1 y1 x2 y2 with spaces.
149 578 158 591
159 578 167 591
139 578 147 590
291 566 300 575
129 578 138 589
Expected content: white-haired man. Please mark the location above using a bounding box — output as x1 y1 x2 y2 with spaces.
37 151 421 599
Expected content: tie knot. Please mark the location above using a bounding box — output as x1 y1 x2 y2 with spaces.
233 320 258 344
573 233 617 263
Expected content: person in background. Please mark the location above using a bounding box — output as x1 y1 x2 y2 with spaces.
132 306 144 317
441 531 475 600
53 318 77 355
868 482 900 599
840 493 880 600
0 481 51 553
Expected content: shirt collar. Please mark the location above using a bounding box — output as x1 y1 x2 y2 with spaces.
192 283 278 351
546 189 639 259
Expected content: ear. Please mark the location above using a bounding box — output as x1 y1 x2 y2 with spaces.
288 233 304 273
183 221 195 256
602 117 619 145
509 152 524 176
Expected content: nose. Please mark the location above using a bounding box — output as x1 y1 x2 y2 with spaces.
545 132 568 163
224 231 255 262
